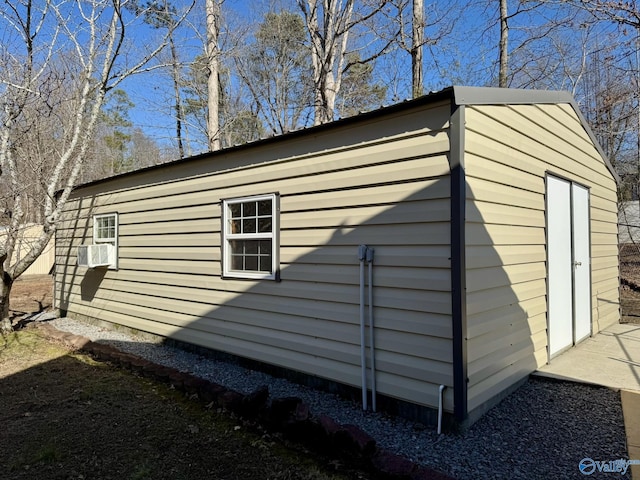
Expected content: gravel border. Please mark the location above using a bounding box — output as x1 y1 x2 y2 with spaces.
40 314 630 480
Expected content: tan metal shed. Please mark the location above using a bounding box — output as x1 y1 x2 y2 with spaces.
55 86 620 426
2 224 55 276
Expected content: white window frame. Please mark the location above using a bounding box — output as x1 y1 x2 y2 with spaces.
222 193 279 280
93 212 119 269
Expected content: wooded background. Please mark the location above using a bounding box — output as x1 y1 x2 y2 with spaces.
0 0 638 328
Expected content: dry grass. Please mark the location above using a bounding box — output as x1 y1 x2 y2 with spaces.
0 329 362 480
4 276 365 480
4 263 637 479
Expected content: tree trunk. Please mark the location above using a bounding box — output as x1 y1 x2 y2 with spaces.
322 75 338 125
170 35 185 159
0 1 185 334
206 0 221 151
499 0 508 88
303 0 326 126
299 0 354 126
412 0 424 98
1 271 13 334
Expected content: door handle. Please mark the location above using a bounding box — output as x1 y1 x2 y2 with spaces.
574 261 582 267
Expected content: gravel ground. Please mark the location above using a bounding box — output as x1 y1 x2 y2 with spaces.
43 314 630 480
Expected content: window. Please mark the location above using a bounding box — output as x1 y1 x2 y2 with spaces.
222 194 278 280
94 214 117 244
93 213 118 269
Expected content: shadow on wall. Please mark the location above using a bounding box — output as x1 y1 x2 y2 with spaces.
56 195 97 310
57 174 540 425
81 268 107 301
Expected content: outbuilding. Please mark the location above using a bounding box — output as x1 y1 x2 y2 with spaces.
55 86 620 426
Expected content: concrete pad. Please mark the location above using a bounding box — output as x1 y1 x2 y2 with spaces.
622 391 640 480
622 390 640 447
536 323 640 392
629 450 640 480
627 446 640 479
620 390 640 479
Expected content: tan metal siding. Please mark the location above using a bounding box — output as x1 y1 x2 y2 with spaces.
56 102 455 411
2 225 55 275
464 104 619 413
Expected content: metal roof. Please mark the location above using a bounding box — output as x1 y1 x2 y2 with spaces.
69 85 618 191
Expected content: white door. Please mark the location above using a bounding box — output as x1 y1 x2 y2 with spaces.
547 176 574 356
547 176 591 357
572 183 591 343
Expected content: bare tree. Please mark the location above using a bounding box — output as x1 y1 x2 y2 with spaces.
0 0 184 332
412 0 424 97
181 53 266 148
499 0 508 87
235 10 313 134
297 0 393 125
336 52 387 116
387 0 457 98
135 0 195 159
476 0 577 87
206 0 222 151
558 0 640 29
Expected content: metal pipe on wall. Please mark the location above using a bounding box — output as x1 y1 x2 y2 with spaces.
438 384 447 434
358 244 368 411
367 247 376 412
358 245 377 412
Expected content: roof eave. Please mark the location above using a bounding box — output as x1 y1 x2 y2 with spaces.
452 86 620 184
65 85 619 193
452 85 574 105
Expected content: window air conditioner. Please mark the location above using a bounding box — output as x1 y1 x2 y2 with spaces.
77 244 114 268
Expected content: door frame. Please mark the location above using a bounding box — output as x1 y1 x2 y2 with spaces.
545 173 592 361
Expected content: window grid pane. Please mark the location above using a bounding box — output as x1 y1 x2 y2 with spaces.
95 215 116 242
229 240 272 273
225 196 275 277
228 199 272 235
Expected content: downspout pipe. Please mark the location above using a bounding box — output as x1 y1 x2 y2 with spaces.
358 244 368 411
438 384 446 434
367 247 376 412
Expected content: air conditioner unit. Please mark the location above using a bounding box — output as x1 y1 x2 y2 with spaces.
77 244 114 268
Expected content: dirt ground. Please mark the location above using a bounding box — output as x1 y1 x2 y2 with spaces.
621 285 640 323
8 275 54 317
3 269 638 479
3 276 367 480
619 244 640 324
0 330 363 480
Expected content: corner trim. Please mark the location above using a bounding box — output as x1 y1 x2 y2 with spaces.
450 102 468 422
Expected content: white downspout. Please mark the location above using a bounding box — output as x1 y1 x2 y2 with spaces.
367 247 376 412
358 244 368 411
438 384 446 434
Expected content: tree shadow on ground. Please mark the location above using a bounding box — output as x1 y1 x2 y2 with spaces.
0 329 359 480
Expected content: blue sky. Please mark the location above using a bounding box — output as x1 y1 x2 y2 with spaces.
121 0 491 154
117 0 628 156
